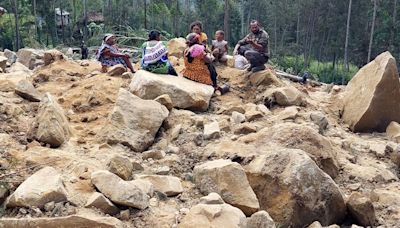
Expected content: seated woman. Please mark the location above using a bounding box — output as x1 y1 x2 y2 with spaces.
96 34 135 73
183 33 217 88
141 30 177 75
190 21 208 46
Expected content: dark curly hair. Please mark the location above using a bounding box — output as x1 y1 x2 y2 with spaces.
190 21 203 31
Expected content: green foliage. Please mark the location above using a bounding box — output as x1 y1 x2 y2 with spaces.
273 55 359 84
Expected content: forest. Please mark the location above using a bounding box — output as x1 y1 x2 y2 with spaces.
0 0 398 84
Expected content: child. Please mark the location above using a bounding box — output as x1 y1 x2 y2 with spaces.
96 34 135 73
211 30 228 64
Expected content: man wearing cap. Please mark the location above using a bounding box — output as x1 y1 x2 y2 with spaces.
233 20 270 73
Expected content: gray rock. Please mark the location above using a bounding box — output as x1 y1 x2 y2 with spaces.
85 192 119 215
107 155 134 180
6 167 67 209
91 170 149 209
138 175 183 197
15 80 42 102
203 122 220 140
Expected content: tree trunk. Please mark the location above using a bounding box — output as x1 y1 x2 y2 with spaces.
368 0 378 63
390 0 398 51
33 0 38 41
296 0 300 45
224 0 230 42
13 0 20 50
84 0 88 41
344 0 352 78
144 0 148 29
60 2 65 43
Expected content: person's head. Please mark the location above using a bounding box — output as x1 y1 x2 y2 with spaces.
249 20 261 34
103 34 116 45
215 30 225 41
190 21 203 35
186 33 200 47
148 30 161 41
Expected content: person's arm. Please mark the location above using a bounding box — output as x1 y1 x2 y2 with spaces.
246 39 263 50
225 44 229 54
233 34 249 55
104 47 130 58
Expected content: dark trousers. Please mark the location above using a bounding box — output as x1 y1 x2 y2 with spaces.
239 46 268 68
207 63 218 87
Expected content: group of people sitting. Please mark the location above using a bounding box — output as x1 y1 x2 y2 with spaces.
96 19 269 93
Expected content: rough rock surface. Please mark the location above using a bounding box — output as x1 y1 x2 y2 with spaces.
245 149 346 227
107 155 134 180
129 70 214 111
179 203 246 228
28 93 72 147
386 121 400 143
138 175 183 197
6 167 67 209
85 192 120 215
194 159 260 216
14 79 42 102
91 170 149 209
342 52 400 132
107 64 126 76
347 192 376 226
239 210 276 228
0 214 125 228
43 49 65 65
100 88 169 152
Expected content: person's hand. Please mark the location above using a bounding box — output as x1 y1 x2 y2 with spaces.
233 49 238 55
246 38 255 44
124 54 130 58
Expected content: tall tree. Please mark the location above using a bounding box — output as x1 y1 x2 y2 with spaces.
368 0 378 62
12 0 20 50
344 0 352 76
224 0 230 42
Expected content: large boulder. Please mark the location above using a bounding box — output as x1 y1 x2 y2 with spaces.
129 70 214 111
43 49 65 65
0 214 125 228
17 48 44 70
342 51 400 132
249 69 282 87
259 123 339 178
193 159 260 216
28 93 72 147
167 38 186 58
6 167 67 209
100 89 169 152
347 192 376 226
138 175 183 197
4 49 17 64
245 149 346 227
179 202 246 228
91 170 149 209
14 79 42 102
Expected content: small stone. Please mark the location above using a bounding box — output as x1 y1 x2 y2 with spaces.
257 104 271 115
142 150 166 160
107 155 134 181
132 161 144 172
166 145 179 154
219 119 231 133
310 112 329 133
108 64 126 76
200 192 224 205
138 175 184 197
44 201 55 212
307 221 323 228
155 166 170 175
347 183 362 191
231 111 246 124
14 80 42 102
234 123 257 135
347 192 376 226
240 210 276 228
155 94 174 111
203 122 220 140
85 192 119 215
120 209 130 221
169 124 182 141
387 121 400 143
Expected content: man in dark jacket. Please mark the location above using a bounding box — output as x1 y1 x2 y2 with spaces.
233 20 269 73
